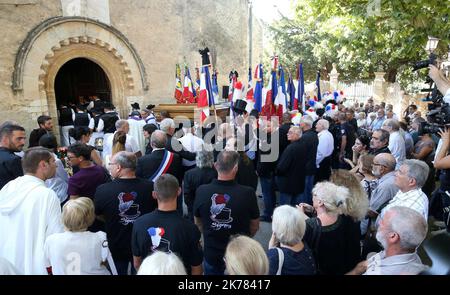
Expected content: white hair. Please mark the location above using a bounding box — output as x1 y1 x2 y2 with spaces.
272 205 307 246
115 119 128 130
300 115 314 127
160 118 176 134
137 251 187 275
382 119 400 131
385 206 428 250
312 182 350 215
317 119 329 130
403 159 430 189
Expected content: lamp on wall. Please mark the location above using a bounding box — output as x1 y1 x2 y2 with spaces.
425 36 440 54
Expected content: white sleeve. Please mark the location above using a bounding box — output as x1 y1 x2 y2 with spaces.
46 192 64 236
87 113 92 121
443 88 450 104
72 109 76 122
87 101 94 111
88 118 95 130
97 119 104 132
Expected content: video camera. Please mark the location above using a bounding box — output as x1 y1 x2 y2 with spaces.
413 53 450 135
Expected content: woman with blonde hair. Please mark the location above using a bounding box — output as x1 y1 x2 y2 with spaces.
330 169 369 222
268 205 316 275
104 131 127 168
44 197 116 275
225 235 269 275
298 182 361 274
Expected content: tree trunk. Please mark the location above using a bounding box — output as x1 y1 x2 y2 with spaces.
386 68 398 83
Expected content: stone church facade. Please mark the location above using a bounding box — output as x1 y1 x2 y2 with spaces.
0 0 263 135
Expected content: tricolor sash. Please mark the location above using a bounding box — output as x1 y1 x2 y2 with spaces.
150 150 174 183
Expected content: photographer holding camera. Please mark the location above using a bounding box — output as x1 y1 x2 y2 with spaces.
429 65 450 233
429 65 450 102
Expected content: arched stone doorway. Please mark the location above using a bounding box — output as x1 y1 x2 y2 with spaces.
12 17 149 141
55 58 112 108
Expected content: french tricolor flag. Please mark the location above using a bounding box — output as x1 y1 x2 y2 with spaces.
182 67 196 103
275 65 288 117
262 68 277 118
246 67 254 113
198 65 212 123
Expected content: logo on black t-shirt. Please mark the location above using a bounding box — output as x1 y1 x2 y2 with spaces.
147 227 171 253
118 192 141 225
210 193 233 230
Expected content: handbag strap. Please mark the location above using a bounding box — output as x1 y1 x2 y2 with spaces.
276 247 284 275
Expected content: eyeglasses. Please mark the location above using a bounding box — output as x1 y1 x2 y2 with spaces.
372 162 386 167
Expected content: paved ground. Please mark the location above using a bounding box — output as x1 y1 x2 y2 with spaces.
253 182 273 251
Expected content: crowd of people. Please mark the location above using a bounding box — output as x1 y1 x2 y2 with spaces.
0 82 450 275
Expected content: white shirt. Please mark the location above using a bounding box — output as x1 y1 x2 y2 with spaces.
0 175 63 274
382 188 429 220
44 231 112 275
316 130 334 167
102 131 140 161
179 133 204 167
388 131 406 169
45 154 69 203
364 251 428 275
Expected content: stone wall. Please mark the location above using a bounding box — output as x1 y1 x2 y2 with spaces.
0 0 263 133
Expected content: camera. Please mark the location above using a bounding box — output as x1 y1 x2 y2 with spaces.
413 53 449 135
413 53 438 71
418 98 450 136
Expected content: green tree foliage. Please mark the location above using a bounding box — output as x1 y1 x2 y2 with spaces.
269 0 450 89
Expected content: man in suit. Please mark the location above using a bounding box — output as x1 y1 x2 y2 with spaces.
136 130 182 214
276 126 307 206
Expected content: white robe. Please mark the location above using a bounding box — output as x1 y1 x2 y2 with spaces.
0 175 63 275
127 117 146 154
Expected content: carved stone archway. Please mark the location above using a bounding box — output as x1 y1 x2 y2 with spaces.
13 16 148 136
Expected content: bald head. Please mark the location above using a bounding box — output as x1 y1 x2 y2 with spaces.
374 153 396 172
151 130 167 149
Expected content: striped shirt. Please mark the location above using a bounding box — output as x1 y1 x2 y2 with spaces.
382 189 428 220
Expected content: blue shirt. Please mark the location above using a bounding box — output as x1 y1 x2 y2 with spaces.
268 245 316 275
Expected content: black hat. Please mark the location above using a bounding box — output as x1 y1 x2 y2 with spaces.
104 102 115 110
131 102 140 110
146 104 156 111
233 99 247 115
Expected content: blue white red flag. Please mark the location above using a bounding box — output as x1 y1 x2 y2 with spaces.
198 65 213 123
253 64 263 113
183 66 196 103
275 65 288 116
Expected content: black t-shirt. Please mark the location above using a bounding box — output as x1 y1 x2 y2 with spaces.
94 178 157 261
193 179 260 267
131 210 203 274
